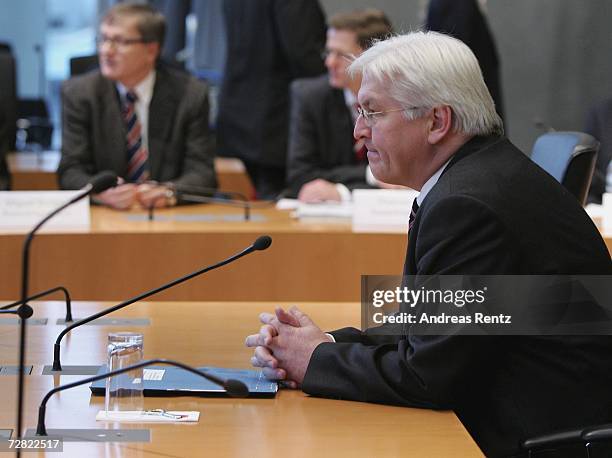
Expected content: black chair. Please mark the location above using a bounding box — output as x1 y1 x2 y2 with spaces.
522 424 612 457
16 98 53 150
530 131 599 206
0 43 17 151
69 54 98 77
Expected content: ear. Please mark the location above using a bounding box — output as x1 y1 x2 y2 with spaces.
427 105 453 145
146 42 160 63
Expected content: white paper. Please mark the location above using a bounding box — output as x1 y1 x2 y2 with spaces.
352 189 419 233
275 198 300 210
296 202 353 219
96 410 200 423
143 369 165 381
0 191 90 232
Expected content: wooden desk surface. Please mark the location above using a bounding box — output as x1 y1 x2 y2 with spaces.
0 205 406 302
7 151 255 197
0 301 482 457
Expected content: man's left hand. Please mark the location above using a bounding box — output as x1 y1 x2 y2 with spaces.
298 179 341 203
246 306 332 386
136 183 173 208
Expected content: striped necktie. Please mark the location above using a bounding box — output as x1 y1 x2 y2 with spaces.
408 198 419 233
123 90 148 182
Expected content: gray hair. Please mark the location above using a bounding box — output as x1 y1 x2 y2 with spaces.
349 31 503 136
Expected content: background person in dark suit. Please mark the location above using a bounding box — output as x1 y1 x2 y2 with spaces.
246 32 612 457
286 9 393 202
216 0 326 200
58 3 216 210
0 110 10 190
426 0 504 120
585 98 612 204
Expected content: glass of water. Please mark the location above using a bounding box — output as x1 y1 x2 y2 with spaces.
105 332 144 413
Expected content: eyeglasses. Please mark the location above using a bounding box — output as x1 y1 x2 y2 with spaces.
356 106 424 127
96 34 148 49
321 49 356 63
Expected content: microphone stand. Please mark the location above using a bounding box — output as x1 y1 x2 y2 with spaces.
52 236 272 371
146 183 253 221
36 358 249 436
15 171 117 446
147 193 251 221
1 285 73 322
181 193 251 221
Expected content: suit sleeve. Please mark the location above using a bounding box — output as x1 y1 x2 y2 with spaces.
57 81 97 189
303 195 514 408
286 81 368 196
273 0 326 78
168 79 217 191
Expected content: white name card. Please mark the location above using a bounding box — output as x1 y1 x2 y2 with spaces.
352 189 419 233
0 191 90 232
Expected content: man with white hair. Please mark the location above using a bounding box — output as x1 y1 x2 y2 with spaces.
246 32 612 457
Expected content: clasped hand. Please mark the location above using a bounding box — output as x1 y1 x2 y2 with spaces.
93 179 171 210
245 306 332 387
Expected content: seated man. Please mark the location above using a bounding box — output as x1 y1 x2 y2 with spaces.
58 3 216 210
286 9 393 202
585 97 612 204
247 32 612 457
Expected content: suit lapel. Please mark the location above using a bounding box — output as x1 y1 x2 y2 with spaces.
98 78 127 176
148 69 179 180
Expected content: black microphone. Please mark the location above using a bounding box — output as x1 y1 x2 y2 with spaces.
52 235 273 371
36 358 249 436
0 304 33 319
1 285 73 322
14 171 117 443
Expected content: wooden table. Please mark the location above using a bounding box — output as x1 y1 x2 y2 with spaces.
0 205 407 302
0 301 482 457
7 151 255 198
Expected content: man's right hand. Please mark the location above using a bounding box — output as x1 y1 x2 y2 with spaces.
93 183 137 210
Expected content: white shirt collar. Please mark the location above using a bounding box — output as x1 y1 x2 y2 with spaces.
416 159 452 206
343 88 357 107
116 70 156 104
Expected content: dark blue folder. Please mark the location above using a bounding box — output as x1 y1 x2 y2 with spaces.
90 366 278 398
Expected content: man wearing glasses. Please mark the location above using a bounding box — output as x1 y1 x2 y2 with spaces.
58 4 216 209
248 32 612 457
286 9 393 202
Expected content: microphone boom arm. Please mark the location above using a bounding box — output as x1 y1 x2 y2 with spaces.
36 358 249 436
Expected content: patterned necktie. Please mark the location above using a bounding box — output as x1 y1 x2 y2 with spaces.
408 198 419 233
123 90 148 182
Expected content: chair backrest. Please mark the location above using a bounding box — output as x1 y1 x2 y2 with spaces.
530 131 599 206
69 54 99 77
0 49 17 151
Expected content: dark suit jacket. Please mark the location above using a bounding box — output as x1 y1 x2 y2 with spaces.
216 0 326 168
303 136 612 457
58 66 216 191
426 0 504 119
286 75 371 197
0 109 9 190
585 98 612 204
